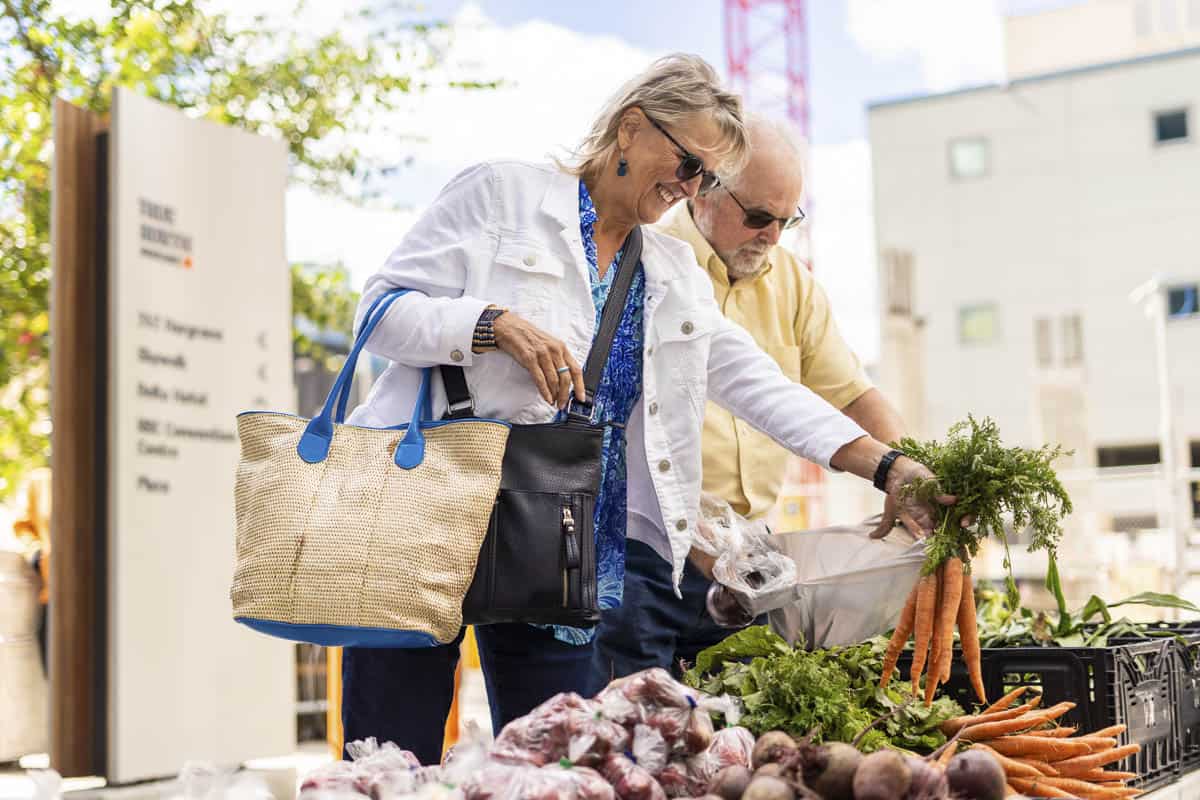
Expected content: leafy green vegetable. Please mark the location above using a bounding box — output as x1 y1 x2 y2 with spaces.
894 416 1073 604
684 627 962 753
975 573 1200 648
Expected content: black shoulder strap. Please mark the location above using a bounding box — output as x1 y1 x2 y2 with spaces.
441 226 644 420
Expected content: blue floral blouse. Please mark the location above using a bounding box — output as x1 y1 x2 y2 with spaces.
548 180 646 646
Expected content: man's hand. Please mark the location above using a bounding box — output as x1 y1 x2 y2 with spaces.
881 455 956 540
491 312 587 408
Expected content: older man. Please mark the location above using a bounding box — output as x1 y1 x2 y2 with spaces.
589 115 908 687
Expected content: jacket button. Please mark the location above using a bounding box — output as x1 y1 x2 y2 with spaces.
681 321 694 335
658 459 671 472
675 519 688 531
450 349 464 362
523 254 537 266
648 402 659 415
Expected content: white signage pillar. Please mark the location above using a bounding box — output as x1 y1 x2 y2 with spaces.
106 87 295 782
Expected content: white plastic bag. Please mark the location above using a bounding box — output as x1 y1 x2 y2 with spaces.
694 494 797 620
768 518 926 649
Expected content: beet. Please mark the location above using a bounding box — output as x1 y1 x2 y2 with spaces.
708 765 753 800
806 742 861 800
945 750 1006 800
741 775 796 800
752 731 798 769
902 755 949 800
851 749 911 800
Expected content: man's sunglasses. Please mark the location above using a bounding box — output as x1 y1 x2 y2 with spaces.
724 187 806 230
644 114 722 195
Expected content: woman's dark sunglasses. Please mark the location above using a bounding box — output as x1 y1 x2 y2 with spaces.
724 186 806 230
644 114 722 194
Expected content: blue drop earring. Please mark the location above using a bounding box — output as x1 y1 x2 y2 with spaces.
617 151 628 177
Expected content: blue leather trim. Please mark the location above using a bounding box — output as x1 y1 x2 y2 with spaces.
394 367 431 469
237 410 512 430
235 617 441 648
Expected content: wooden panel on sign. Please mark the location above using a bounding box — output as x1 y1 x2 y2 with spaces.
49 98 109 778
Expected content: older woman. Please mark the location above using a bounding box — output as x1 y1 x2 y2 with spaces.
342 54 954 763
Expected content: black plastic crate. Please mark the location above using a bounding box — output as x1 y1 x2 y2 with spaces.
897 639 1180 791
1110 621 1200 770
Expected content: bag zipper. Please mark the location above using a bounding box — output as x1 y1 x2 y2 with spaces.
562 504 576 608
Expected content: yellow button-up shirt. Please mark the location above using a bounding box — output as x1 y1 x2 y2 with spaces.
656 204 873 519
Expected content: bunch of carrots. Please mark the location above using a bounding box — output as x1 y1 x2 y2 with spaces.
879 554 986 707
940 687 1141 799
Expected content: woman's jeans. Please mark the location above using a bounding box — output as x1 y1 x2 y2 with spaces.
342 622 595 765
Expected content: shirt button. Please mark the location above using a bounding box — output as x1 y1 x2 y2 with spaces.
658 459 671 472
523 253 537 266
450 349 464 363
647 346 654 357
675 519 688 532
648 402 659 415
681 321 694 335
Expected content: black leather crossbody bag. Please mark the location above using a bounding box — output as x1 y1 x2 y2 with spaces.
448 226 643 628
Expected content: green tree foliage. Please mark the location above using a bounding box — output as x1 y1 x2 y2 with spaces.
0 0 491 498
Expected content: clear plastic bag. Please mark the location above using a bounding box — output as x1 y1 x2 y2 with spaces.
694 494 797 620
461 762 614 800
300 738 432 800
768 517 925 649
684 726 754 791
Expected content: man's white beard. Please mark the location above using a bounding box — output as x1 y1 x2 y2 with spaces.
723 248 769 281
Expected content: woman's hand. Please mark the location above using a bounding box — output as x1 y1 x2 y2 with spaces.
492 312 587 408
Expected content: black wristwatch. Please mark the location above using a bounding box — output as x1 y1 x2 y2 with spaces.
873 449 904 492
472 306 507 352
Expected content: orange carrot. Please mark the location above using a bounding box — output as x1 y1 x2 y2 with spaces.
984 736 1094 761
941 699 1044 736
1091 725 1128 739
1075 770 1136 782
880 580 919 689
936 740 959 768
1011 757 1059 776
925 566 947 706
957 569 987 704
1052 743 1141 774
1008 776 1075 798
910 571 939 695
961 702 1076 740
984 686 1030 715
1073 736 1119 754
937 557 965 682
1040 775 1137 797
1005 785 1019 799
970 744 1045 778
1028 726 1079 738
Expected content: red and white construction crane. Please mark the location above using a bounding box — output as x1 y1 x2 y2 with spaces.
724 0 826 529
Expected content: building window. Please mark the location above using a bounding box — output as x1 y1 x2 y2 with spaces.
1154 109 1189 144
1097 443 1161 468
1034 317 1053 367
1168 283 1199 318
1061 314 1084 366
948 137 989 180
959 304 999 344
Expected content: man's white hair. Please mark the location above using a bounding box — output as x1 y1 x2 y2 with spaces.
730 112 809 190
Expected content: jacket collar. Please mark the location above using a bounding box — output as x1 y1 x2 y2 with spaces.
539 168 693 289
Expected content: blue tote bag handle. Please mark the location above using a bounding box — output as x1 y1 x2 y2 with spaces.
298 288 432 469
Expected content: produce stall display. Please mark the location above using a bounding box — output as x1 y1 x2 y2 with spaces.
293 417 1200 800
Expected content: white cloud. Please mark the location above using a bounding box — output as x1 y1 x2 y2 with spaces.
807 139 880 365
846 0 1006 91
295 3 662 287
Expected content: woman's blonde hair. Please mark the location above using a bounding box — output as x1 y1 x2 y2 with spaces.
564 54 748 182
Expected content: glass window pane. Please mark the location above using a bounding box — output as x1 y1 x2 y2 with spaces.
1155 109 1189 143
1061 314 1083 366
959 305 999 344
1035 317 1053 367
949 138 989 179
1168 284 1199 318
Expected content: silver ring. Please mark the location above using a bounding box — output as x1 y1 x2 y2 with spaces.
556 366 570 374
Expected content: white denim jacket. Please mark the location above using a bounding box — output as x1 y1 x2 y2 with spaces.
349 160 867 589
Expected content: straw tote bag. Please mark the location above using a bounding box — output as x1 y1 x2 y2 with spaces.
230 289 510 647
